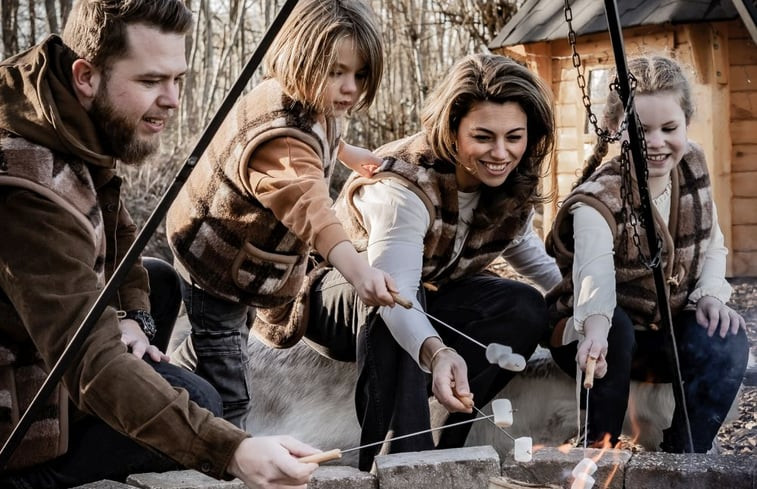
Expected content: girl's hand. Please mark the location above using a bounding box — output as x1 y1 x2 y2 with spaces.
353 267 396 307
576 315 609 379
339 143 381 177
696 296 745 338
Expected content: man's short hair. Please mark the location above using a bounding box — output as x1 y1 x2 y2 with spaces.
62 0 192 71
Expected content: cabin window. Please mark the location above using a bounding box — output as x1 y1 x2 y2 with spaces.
583 68 612 158
585 68 610 134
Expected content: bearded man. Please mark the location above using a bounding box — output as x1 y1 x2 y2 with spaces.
0 1 319 488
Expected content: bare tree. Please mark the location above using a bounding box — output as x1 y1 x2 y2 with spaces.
44 0 58 34
1 0 19 57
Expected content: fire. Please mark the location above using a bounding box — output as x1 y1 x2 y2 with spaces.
625 395 643 445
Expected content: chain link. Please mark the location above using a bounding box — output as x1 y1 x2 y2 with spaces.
564 0 662 268
563 0 636 143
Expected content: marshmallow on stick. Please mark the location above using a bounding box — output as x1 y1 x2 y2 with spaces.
491 398 514 427
570 472 595 489
571 457 597 478
513 436 532 462
485 344 526 372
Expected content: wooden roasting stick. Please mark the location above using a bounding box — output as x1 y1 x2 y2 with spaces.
299 449 343 464
584 356 598 389
390 291 413 309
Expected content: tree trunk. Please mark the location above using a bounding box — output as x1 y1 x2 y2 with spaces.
1 0 19 57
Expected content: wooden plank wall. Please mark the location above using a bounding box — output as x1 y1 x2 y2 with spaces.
727 21 757 276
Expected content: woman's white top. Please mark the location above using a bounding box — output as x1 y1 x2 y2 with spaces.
568 179 731 337
353 179 562 370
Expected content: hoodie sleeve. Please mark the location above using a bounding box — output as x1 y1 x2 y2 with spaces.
0 187 247 479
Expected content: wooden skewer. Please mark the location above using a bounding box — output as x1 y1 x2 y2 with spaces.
298 448 342 464
584 356 597 389
390 291 413 309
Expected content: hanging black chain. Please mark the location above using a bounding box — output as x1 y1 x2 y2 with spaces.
563 0 636 143
563 0 662 268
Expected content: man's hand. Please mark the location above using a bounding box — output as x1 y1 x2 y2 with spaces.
227 436 319 489
119 318 168 362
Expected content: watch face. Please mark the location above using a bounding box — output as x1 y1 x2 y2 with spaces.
127 310 156 340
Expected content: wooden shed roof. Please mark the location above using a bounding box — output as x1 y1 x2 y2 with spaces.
490 0 741 48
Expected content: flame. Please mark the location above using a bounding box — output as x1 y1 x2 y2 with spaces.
590 433 613 463
625 395 642 445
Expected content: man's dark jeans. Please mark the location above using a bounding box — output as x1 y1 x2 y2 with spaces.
1 258 223 489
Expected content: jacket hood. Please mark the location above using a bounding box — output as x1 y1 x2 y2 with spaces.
0 35 114 168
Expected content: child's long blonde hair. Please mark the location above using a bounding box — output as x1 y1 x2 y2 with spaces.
574 55 694 188
264 0 383 115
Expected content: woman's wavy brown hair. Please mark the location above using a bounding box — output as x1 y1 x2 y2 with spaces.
421 53 555 227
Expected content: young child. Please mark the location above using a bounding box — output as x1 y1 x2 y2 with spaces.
546 55 748 452
166 0 397 428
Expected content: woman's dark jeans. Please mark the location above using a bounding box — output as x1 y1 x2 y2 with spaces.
1 258 223 489
306 270 549 470
550 306 749 452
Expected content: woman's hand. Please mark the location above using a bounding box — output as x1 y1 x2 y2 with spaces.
575 315 609 379
119 318 168 362
422 338 473 413
696 296 745 338
227 436 319 489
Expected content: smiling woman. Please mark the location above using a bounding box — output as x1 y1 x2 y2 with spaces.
299 53 563 471
454 101 528 191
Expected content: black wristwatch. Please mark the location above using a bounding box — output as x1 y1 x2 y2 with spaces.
124 309 157 341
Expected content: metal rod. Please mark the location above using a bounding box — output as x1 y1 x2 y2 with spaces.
410 305 487 350
602 0 693 453
473 405 516 442
0 0 301 469
341 414 495 454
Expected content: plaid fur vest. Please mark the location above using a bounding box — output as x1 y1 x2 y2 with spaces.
0 132 107 469
546 141 713 330
335 133 533 286
167 79 339 307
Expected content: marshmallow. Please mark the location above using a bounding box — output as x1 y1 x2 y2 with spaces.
486 343 511 363
491 398 513 427
513 436 532 462
571 457 597 478
570 472 595 489
485 343 526 372
499 352 526 371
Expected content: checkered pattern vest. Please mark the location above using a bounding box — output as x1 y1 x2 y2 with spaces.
167 79 339 307
335 133 533 286
546 141 713 329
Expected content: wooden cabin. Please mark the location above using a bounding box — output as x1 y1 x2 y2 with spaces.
490 0 757 276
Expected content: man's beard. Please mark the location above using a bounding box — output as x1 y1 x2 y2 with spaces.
89 88 160 165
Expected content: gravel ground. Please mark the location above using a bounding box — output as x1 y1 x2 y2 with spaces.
716 277 757 455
